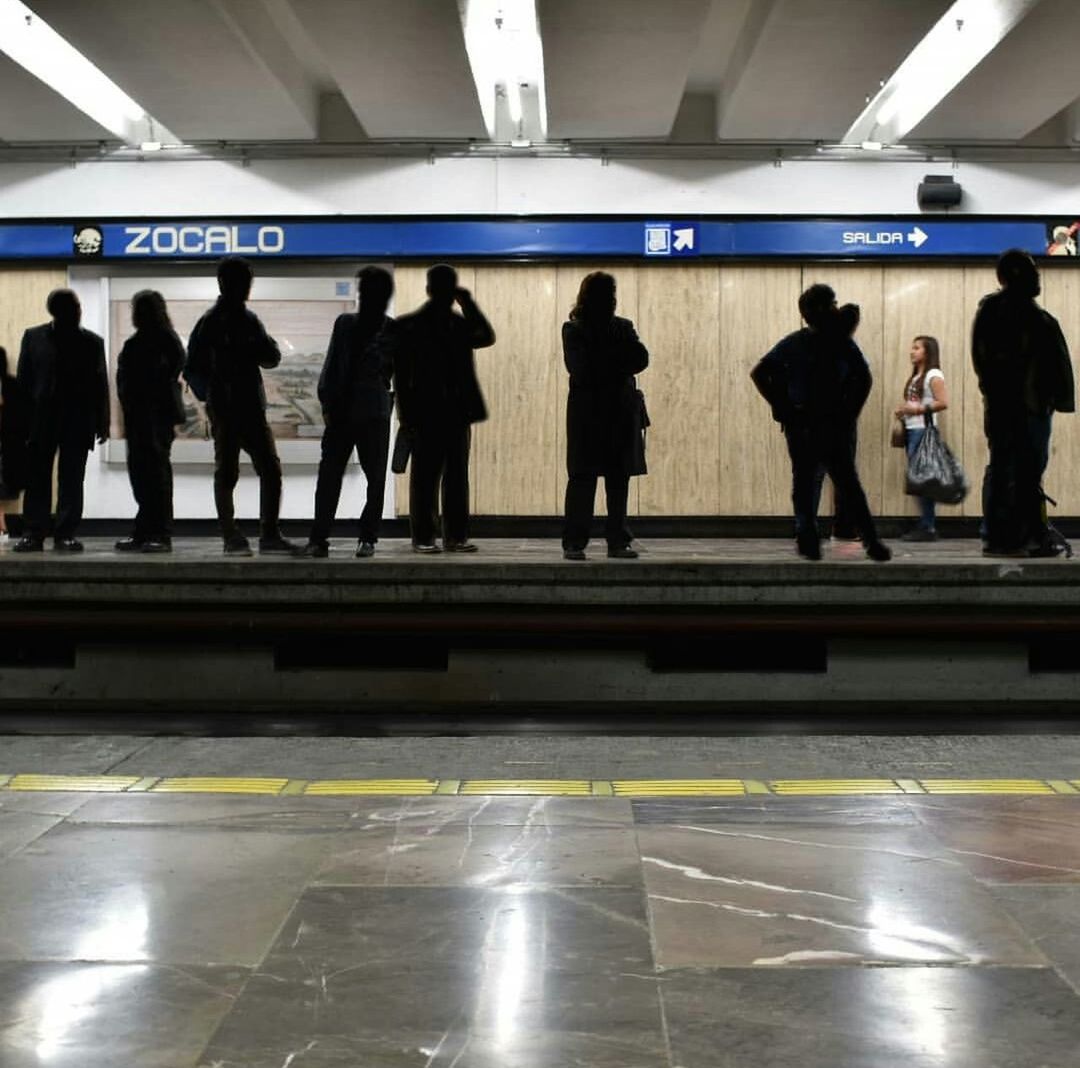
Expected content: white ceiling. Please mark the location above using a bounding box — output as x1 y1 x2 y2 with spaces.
5 0 1079 149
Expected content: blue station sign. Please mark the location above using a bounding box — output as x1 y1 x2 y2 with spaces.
0 216 1067 261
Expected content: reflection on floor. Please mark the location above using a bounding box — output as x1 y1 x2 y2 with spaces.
2 791 1080 1066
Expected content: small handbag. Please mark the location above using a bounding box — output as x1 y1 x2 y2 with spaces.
890 418 905 449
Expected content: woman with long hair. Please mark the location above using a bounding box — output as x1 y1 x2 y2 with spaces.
894 334 949 541
115 289 186 552
562 271 649 560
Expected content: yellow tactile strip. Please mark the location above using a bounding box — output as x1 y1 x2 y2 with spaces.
2 776 1080 796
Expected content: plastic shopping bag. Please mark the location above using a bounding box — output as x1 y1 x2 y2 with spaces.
906 420 969 504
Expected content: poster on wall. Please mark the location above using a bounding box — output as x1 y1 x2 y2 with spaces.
104 275 359 462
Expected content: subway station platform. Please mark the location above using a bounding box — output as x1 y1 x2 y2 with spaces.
2 749 1080 1067
1 536 1079 715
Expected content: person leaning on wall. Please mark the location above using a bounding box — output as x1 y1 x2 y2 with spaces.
388 263 496 553
561 271 649 560
893 335 948 543
302 265 395 559
0 346 30 541
14 289 109 553
751 283 890 563
972 249 1074 558
115 290 186 553
183 257 297 557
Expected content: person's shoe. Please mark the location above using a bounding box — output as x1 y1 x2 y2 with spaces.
355 541 376 558
865 540 893 562
444 540 478 553
830 526 860 542
300 540 329 559
53 538 84 553
900 528 938 543
796 533 822 561
982 545 1027 559
114 537 144 552
413 542 441 554
1027 540 1065 559
12 535 44 553
223 534 253 556
140 539 172 554
607 545 639 560
563 548 586 561
258 534 299 556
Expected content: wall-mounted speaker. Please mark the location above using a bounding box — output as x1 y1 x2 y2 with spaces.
917 175 963 209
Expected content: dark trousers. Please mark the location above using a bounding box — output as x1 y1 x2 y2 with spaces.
563 472 631 550
785 421 879 546
409 421 471 545
209 406 282 538
809 425 859 537
983 409 1051 550
23 430 89 540
126 423 174 542
310 416 390 544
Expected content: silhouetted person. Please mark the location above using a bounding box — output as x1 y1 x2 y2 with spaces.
0 347 30 538
973 249 1074 556
752 283 890 562
115 290 185 553
184 257 295 556
303 266 395 558
390 264 496 552
819 302 862 540
561 271 649 560
14 289 108 552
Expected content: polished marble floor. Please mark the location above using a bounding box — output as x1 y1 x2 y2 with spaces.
2 791 1080 1066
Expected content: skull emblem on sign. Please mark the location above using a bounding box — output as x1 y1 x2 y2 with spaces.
73 226 103 256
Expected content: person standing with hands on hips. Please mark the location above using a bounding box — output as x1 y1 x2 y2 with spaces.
184 257 296 557
14 289 109 553
389 264 496 553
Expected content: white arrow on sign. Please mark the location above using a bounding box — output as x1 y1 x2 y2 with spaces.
673 227 695 251
907 226 928 249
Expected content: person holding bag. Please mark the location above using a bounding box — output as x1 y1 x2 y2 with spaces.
893 335 949 542
561 271 649 560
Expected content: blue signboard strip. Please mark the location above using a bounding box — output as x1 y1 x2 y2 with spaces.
0 218 1065 260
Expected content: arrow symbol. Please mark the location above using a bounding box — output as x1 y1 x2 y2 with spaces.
908 226 928 249
673 227 695 251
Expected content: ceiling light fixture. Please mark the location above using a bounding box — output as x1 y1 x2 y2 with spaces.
0 0 176 146
843 0 1039 146
461 0 546 138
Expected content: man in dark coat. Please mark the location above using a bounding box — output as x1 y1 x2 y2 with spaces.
14 289 109 552
0 346 30 537
303 266 395 558
973 249 1074 557
184 257 295 556
390 263 496 552
752 283 890 562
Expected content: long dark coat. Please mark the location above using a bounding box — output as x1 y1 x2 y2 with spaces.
563 315 649 477
0 373 29 497
16 323 109 448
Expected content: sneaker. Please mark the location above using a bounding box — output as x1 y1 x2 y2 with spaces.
865 540 893 562
1027 541 1065 559
444 540 478 553
355 541 375 558
796 533 822 561
12 535 44 553
54 538 84 553
563 548 586 561
900 528 938 543
413 542 441 554
258 534 299 556
114 537 144 552
607 545 639 560
300 541 329 559
223 534 253 556
140 539 172 554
